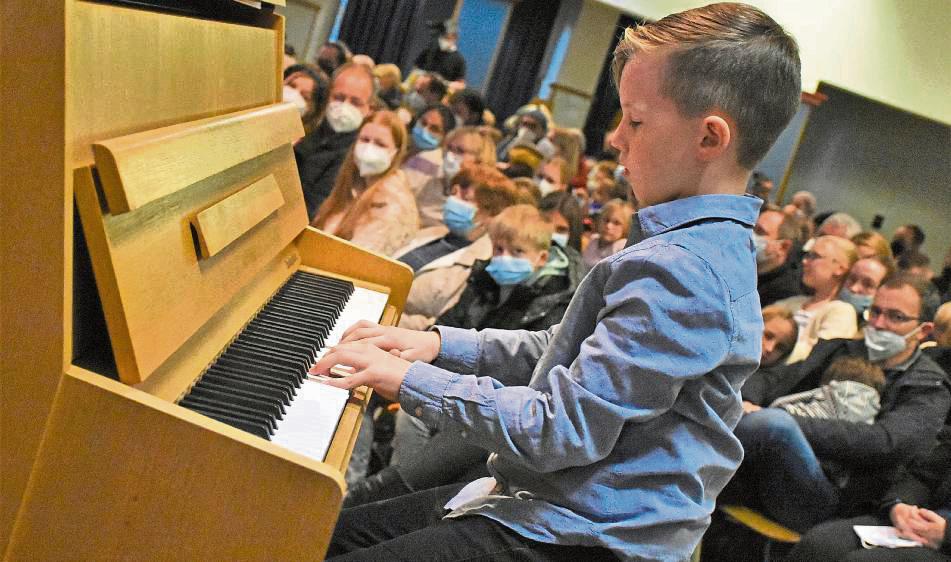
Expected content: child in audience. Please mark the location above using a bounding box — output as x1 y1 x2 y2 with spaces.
539 191 584 254
534 156 570 198
311 110 417 256
581 198 631 268
415 126 496 228
769 356 884 423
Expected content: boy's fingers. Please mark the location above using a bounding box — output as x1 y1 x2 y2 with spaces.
310 345 367 375
340 321 381 342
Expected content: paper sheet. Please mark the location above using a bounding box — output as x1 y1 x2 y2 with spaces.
852 525 922 549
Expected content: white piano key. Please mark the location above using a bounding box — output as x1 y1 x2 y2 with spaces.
270 284 388 461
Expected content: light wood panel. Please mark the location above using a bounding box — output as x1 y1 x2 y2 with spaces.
6 367 344 560
193 174 286 258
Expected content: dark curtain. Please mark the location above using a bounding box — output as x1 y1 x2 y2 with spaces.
484 0 562 123
338 0 423 66
582 13 642 156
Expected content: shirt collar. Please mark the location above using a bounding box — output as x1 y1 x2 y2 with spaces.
626 194 761 247
885 347 922 373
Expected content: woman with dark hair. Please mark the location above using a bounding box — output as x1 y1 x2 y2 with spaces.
539 191 584 253
282 63 330 135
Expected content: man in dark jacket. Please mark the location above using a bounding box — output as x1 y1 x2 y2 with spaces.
754 205 803 306
294 63 373 219
787 426 951 560
727 274 950 532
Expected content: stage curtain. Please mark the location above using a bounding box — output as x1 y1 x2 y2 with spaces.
338 0 422 66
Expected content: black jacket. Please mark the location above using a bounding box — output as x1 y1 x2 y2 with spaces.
437 246 585 332
293 120 357 220
414 47 466 82
752 338 951 513
881 426 951 554
756 258 802 306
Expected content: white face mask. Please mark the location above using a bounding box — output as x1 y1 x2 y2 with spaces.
443 151 463 180
353 142 396 177
537 178 558 197
536 137 557 159
864 324 922 363
516 126 538 143
325 100 365 133
282 85 308 116
438 37 457 52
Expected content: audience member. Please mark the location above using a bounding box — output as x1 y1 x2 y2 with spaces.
497 109 548 160
396 164 522 330
401 104 455 199
448 88 485 127
351 54 374 68
785 190 817 219
540 127 584 180
372 63 403 110
755 206 803 306
899 251 934 280
316 40 352 77
413 126 496 228
839 256 895 319
787 427 951 561
741 305 799 408
891 223 926 259
311 110 417 256
511 177 541 206
539 191 584 254
934 247 951 302
283 63 330 135
505 145 544 177
295 63 375 219
726 274 950 532
924 302 951 376
748 172 774 202
405 72 448 117
773 235 859 363
817 212 862 240
766 356 884 425
852 230 894 262
581 199 631 269
283 43 297 72
535 156 570 198
413 19 466 82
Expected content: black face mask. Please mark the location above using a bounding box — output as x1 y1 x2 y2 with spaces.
317 58 336 77
891 239 908 256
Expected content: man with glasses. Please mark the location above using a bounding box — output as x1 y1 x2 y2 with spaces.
727 273 950 532
754 206 803 306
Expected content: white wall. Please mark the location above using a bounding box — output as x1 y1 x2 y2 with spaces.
593 0 951 125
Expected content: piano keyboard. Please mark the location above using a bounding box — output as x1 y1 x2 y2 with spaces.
179 271 389 461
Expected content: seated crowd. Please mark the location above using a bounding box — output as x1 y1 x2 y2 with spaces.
285 37 951 561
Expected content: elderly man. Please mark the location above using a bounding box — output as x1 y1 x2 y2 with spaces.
755 206 803 305
817 212 862 240
727 273 950 532
294 63 374 219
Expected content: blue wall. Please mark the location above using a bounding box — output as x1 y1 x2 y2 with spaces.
457 0 510 91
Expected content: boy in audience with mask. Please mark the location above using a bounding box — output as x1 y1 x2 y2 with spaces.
725 273 950 533
437 205 584 332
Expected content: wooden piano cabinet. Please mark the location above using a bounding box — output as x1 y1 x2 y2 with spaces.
1 1 408 559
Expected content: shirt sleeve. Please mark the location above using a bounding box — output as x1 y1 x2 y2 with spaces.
399 246 734 473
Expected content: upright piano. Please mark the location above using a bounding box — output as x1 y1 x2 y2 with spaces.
0 1 412 559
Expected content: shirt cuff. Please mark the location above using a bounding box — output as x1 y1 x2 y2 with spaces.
398 361 460 427
431 325 481 375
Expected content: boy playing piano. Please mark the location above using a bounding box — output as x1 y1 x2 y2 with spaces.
313 3 802 559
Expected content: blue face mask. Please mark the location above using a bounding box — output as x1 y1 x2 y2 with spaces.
839 288 874 315
864 325 921 363
551 232 569 248
443 196 477 236
485 255 536 286
412 123 441 151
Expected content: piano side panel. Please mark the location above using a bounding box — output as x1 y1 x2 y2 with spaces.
7 367 343 560
0 3 71 551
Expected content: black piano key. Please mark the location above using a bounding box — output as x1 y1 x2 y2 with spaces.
209 361 299 396
200 370 292 407
180 395 277 431
226 342 310 375
216 355 304 386
183 406 271 440
233 332 316 365
188 385 283 421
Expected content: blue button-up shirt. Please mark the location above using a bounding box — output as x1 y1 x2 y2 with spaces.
399 194 764 561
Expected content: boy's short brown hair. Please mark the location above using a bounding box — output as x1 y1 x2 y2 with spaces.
612 3 801 169
488 205 553 253
820 356 886 393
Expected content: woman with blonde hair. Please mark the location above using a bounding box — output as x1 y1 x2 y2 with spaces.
773 235 860 363
851 230 893 262
312 110 418 256
415 126 496 227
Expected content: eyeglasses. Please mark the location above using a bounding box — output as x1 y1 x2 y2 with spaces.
802 251 836 263
863 306 919 325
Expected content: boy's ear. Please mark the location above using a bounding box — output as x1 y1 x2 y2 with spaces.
536 249 550 268
698 115 732 161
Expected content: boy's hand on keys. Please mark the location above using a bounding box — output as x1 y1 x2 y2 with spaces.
310 342 412 402
339 321 441 363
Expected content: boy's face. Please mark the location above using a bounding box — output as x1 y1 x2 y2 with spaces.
610 51 704 208
492 237 549 271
